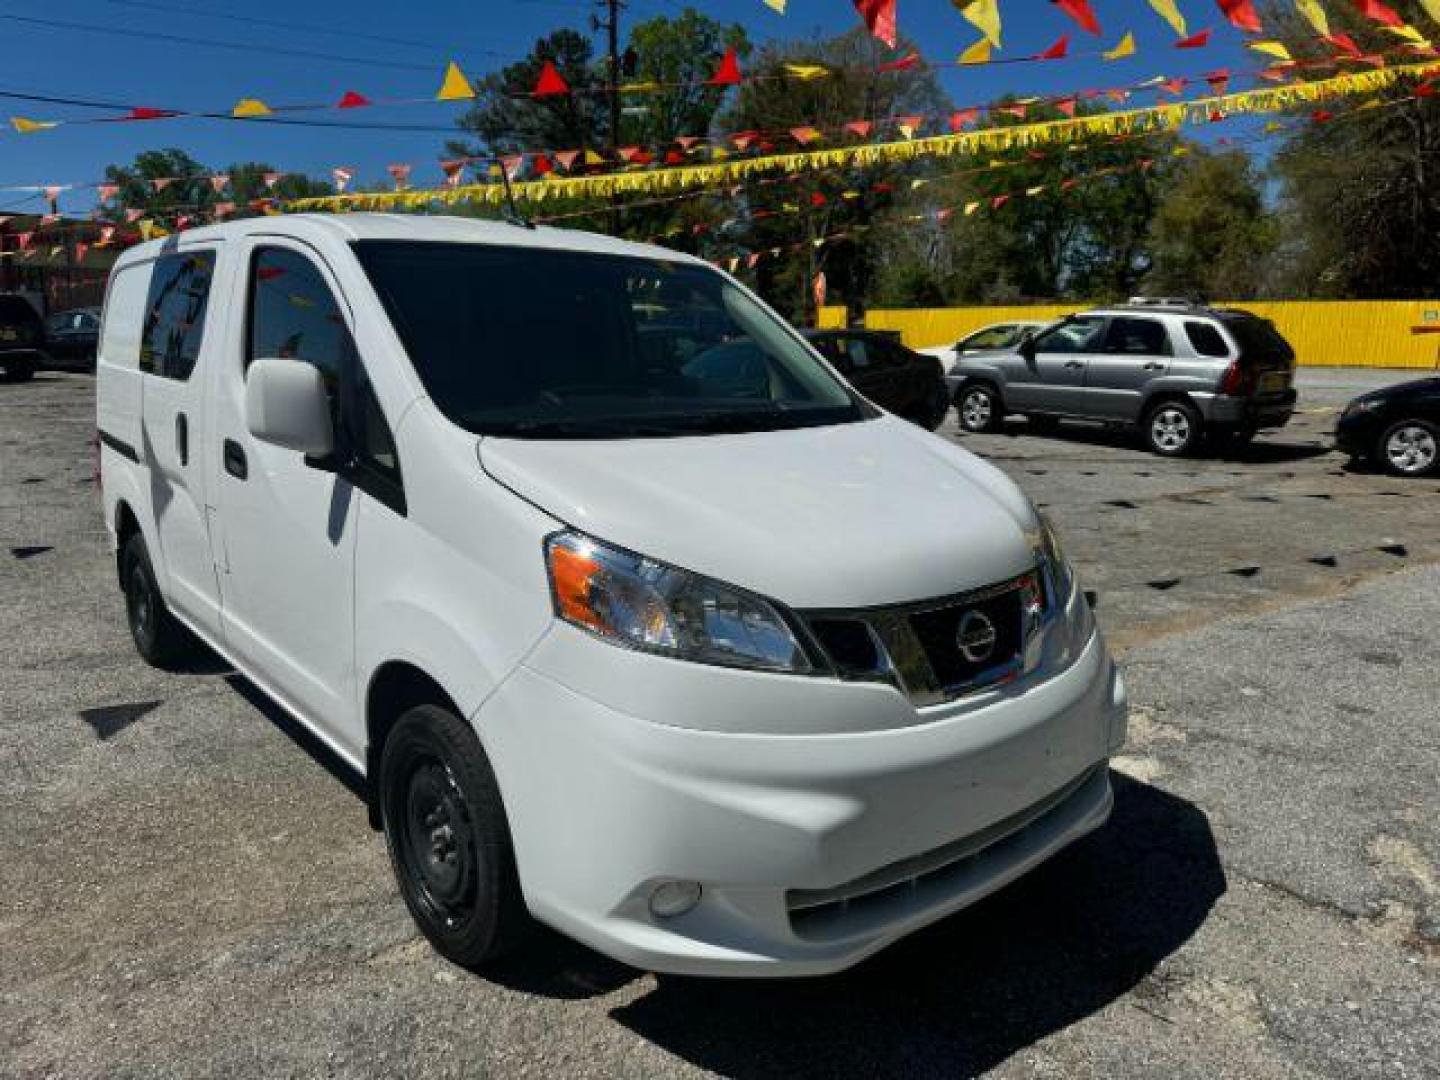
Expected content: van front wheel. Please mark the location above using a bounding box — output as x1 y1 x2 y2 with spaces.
380 705 530 969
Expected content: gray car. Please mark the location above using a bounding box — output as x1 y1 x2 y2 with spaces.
950 303 1298 456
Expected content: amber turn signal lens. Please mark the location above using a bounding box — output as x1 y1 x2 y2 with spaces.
548 543 605 632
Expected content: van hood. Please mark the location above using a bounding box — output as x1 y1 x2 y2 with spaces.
478 416 1038 609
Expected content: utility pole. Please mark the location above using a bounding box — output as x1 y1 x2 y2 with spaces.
595 0 624 234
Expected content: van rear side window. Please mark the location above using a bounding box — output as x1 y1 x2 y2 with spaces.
139 251 217 380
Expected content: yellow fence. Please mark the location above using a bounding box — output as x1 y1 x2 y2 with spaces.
819 301 1440 369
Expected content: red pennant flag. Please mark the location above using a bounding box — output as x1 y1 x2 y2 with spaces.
789 126 822 144
213 202 235 217
1326 33 1363 56
1061 177 1080 190
125 208 144 223
127 107 174 120
664 150 685 165
1216 0 1261 32
18 232 33 249
844 119 873 137
151 177 173 192
1037 35 1070 60
616 146 641 162
877 50 919 72
1205 69 1231 93
332 167 354 193
99 226 116 244
1258 66 1292 82
810 191 828 207
1052 0 1102 35
175 215 192 231
97 184 119 201
631 150 655 165
209 175 229 193
675 135 701 149
852 0 898 48
1161 77 1188 94
552 151 580 170
937 208 954 222
991 194 1011 210
746 252 762 269
1208 108 1224 121
895 113 924 133
387 163 412 188
1107 88 1130 102
262 171 281 189
1176 28 1212 47
731 130 759 149
949 108 979 130
1311 109 1334 121
337 90 371 109
995 103 1029 119
1353 0 1402 26
501 155 525 180
1417 79 1439 97
1055 96 1078 117
708 46 742 86
533 60 570 97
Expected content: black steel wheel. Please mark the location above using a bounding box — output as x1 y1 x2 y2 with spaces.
121 531 193 667
380 704 530 968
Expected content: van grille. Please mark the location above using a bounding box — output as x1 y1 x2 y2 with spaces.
802 571 1046 708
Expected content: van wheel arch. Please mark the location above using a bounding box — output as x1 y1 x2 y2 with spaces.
114 501 141 591
365 662 466 828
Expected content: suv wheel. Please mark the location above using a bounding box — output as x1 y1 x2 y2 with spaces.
1145 400 1201 457
3 358 36 382
380 704 531 969
121 532 196 667
1378 419 1439 477
957 384 1001 434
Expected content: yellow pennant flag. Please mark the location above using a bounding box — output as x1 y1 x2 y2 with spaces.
1025 185 1045 196
763 0 786 12
959 37 993 64
138 220 156 241
1294 0 1330 37
1248 40 1294 60
1420 0 1440 29
10 117 59 133
783 63 830 80
1146 0 1188 37
436 61 476 101
963 200 981 216
960 0 1002 48
231 98 272 117
583 150 606 166
1382 24 1427 43
1104 31 1137 60
1264 120 1284 132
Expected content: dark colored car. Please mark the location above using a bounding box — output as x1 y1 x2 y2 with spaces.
0 294 49 382
45 307 102 371
1335 376 1440 477
804 329 949 430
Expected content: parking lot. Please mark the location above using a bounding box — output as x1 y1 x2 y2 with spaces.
2 367 1436 1078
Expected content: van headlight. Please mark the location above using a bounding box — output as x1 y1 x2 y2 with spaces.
545 531 814 674
1034 513 1075 611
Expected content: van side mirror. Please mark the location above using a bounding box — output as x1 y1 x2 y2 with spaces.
245 357 334 458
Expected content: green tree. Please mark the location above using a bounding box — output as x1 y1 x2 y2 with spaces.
1145 148 1277 300
625 9 751 147
97 151 331 220
1265 0 1440 297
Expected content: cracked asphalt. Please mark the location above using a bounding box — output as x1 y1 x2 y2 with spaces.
2 368 1437 1078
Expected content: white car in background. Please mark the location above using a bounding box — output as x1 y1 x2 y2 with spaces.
921 320 1053 368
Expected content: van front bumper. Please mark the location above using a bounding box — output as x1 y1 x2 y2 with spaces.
474 623 1126 977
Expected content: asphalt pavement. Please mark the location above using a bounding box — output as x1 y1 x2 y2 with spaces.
1 368 1436 1078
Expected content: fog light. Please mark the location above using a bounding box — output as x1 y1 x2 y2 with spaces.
648 880 702 919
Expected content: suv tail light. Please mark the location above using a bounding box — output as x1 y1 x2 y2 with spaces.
1218 361 1250 396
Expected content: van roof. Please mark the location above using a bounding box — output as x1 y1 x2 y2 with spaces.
112 212 707 269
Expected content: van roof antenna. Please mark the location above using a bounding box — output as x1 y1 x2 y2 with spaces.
496 158 535 230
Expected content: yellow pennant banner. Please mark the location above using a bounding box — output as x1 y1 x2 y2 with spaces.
289 60 1439 215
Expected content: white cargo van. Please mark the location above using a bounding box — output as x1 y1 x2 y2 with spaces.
97 215 1126 977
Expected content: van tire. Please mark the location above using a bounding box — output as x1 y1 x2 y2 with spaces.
380 704 530 969
1143 399 1202 457
121 532 194 668
956 383 1002 434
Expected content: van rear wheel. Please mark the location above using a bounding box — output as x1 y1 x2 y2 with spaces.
121 532 195 668
380 704 530 969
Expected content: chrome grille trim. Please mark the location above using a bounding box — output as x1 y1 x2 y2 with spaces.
799 569 1052 708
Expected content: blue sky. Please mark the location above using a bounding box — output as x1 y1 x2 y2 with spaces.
0 1 1260 216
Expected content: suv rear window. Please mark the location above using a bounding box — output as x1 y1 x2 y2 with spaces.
1184 321 1230 357
1220 314 1293 367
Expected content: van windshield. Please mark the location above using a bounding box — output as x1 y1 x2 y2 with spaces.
353 240 869 438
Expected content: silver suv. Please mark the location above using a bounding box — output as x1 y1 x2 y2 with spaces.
951 303 1298 456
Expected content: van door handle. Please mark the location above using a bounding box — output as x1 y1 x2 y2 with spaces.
175 412 188 466
1063 360 1085 369
223 439 248 480
1143 361 1165 369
